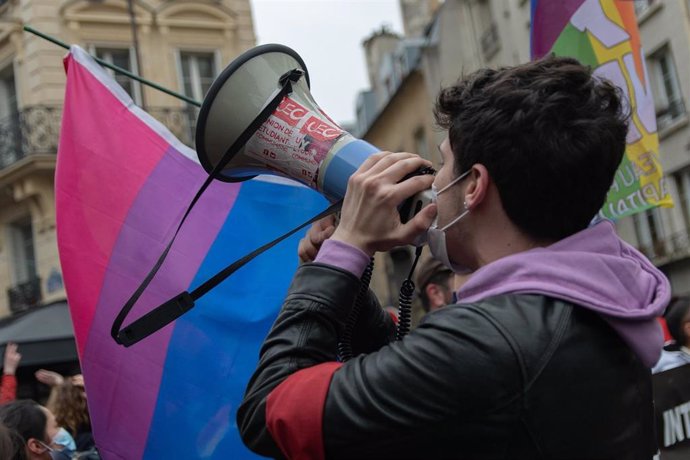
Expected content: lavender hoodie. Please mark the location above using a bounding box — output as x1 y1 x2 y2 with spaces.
316 220 671 367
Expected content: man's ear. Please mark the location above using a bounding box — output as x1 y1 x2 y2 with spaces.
463 164 490 210
426 283 445 306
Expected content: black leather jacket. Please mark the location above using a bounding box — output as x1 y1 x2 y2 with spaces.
238 263 656 459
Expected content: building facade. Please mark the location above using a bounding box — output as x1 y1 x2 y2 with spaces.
0 0 255 319
357 0 690 304
615 0 690 296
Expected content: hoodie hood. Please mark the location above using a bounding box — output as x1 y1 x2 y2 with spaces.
455 220 671 367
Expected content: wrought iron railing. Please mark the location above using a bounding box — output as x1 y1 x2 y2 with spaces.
7 276 42 314
480 23 500 59
0 106 61 169
639 228 690 265
657 99 687 132
0 105 199 170
147 106 198 147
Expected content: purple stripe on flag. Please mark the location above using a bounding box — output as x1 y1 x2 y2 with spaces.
531 0 587 59
80 147 240 460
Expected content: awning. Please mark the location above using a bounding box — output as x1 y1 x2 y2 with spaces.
0 301 78 366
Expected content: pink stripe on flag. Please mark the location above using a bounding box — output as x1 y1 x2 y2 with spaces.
56 54 169 357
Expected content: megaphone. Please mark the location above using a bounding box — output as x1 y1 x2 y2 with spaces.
112 44 432 348
196 44 432 219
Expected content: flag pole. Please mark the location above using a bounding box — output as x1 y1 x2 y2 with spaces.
23 25 201 107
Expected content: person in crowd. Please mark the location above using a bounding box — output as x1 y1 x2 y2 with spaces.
236 56 670 459
415 257 454 313
49 379 94 453
653 297 690 373
1 343 21 404
0 400 62 460
0 421 25 460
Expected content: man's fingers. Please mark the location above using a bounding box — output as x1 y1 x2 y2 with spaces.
395 203 437 245
387 174 435 205
298 237 316 258
314 213 336 231
359 152 433 183
353 151 391 175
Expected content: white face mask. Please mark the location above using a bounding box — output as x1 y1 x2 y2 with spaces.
427 170 471 273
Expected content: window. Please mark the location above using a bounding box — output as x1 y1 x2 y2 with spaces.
0 64 20 167
477 0 499 59
0 64 17 119
9 218 37 284
92 47 142 105
179 51 217 102
7 218 41 312
634 0 657 16
633 208 666 258
674 168 690 231
178 51 217 141
649 46 686 130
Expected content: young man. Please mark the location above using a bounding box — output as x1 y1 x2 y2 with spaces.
238 56 670 459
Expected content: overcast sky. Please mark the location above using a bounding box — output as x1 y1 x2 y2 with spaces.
250 0 404 126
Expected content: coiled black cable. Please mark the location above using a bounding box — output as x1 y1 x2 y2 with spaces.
337 257 375 362
396 246 423 341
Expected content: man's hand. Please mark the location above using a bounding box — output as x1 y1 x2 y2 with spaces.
3 342 21 375
331 152 436 255
298 214 337 264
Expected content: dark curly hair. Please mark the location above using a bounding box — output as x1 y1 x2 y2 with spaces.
435 55 629 241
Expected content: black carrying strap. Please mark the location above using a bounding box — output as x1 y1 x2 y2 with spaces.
111 68 323 347
114 200 341 347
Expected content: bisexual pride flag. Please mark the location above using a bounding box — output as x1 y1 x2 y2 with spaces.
531 0 673 219
56 46 327 459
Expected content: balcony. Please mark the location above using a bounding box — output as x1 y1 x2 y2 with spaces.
7 276 42 314
148 106 198 147
639 228 690 266
0 105 199 172
0 106 61 169
480 23 500 60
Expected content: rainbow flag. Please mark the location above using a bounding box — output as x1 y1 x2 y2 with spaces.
531 0 673 218
56 46 327 459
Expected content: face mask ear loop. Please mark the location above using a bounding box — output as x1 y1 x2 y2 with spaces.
435 169 471 195
440 206 469 232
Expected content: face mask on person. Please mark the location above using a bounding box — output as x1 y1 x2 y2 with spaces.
37 439 75 460
427 169 471 273
53 428 76 452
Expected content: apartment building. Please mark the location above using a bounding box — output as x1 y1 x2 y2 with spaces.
357 0 690 304
0 0 254 376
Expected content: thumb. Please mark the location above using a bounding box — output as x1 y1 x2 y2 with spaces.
414 203 437 229
398 203 437 243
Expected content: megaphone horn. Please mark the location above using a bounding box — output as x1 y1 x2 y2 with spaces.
196 43 386 202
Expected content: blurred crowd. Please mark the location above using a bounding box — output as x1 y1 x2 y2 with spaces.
0 344 97 460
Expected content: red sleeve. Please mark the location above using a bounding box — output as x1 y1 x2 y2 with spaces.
266 362 343 460
0 374 17 404
659 317 671 343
